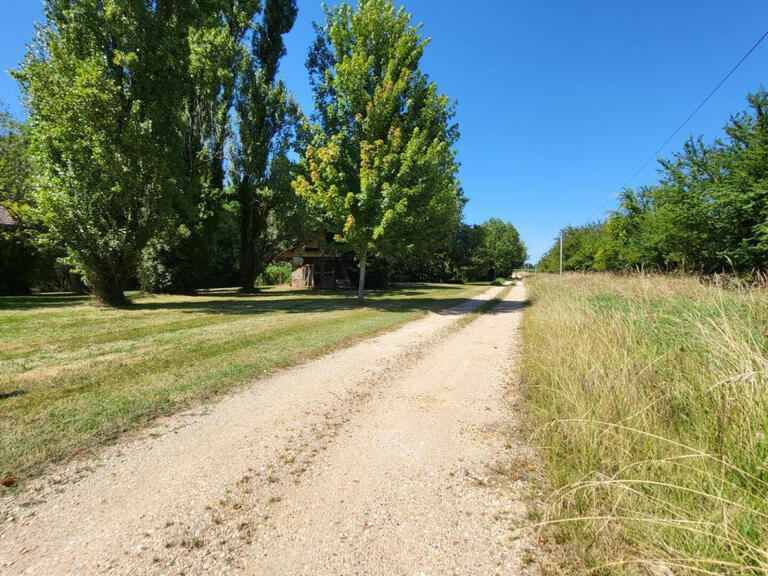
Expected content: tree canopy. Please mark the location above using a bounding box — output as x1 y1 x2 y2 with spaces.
293 0 463 299
6 0 529 301
15 0 310 302
472 218 527 280
539 90 768 276
231 0 313 292
0 102 46 294
16 0 202 304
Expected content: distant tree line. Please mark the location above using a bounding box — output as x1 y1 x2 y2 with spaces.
0 0 527 303
539 90 768 275
388 218 527 283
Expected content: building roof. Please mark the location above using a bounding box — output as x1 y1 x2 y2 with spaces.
0 205 19 229
275 240 325 262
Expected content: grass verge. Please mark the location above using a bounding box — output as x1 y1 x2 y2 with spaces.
519 273 768 575
466 277 510 286
455 282 514 330
0 283 485 484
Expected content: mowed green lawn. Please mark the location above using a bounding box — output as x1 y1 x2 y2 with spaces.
0 284 485 482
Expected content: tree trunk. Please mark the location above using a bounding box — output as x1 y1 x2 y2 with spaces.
92 275 129 307
357 252 367 302
240 198 272 293
240 197 256 293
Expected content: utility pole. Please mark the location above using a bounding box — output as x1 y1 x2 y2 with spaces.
559 234 563 276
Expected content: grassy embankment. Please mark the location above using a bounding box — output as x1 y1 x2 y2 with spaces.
520 274 768 575
0 283 486 483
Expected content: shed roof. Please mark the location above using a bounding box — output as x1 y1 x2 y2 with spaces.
0 205 19 229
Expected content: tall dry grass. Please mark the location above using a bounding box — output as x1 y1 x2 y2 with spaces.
520 273 768 575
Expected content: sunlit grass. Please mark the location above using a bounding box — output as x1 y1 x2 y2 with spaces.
519 273 768 575
0 284 484 482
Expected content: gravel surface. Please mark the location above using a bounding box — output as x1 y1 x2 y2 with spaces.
0 282 538 575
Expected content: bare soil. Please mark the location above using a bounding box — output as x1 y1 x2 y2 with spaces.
0 282 537 575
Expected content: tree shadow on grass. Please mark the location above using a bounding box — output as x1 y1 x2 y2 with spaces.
129 284 475 315
0 285 475 316
0 293 90 310
191 284 437 299
488 299 531 314
129 293 475 316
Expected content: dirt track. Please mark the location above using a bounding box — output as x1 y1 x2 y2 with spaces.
0 281 537 575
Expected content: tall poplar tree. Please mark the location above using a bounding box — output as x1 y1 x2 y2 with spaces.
139 0 261 292
231 0 306 291
16 0 199 305
293 0 463 300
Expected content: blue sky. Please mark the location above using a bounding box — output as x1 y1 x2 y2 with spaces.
2 1 768 261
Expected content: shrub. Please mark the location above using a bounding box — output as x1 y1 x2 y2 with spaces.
260 263 292 286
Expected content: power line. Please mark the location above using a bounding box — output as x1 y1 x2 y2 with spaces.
578 193 619 226
577 26 768 227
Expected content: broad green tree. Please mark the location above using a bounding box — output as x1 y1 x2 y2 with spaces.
0 105 32 223
16 0 199 305
294 0 463 300
472 219 527 280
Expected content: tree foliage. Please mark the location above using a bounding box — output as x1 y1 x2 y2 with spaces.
231 0 313 292
388 219 527 283
15 0 311 301
539 90 768 276
294 0 463 299
9 0 526 300
138 1 254 293
471 218 527 280
16 0 201 304
0 105 33 218
0 104 45 294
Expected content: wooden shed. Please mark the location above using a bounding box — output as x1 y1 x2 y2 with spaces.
276 235 349 290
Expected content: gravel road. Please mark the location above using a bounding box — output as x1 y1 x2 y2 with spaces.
0 281 538 575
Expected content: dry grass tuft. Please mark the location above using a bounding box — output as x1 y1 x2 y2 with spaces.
520 273 768 575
